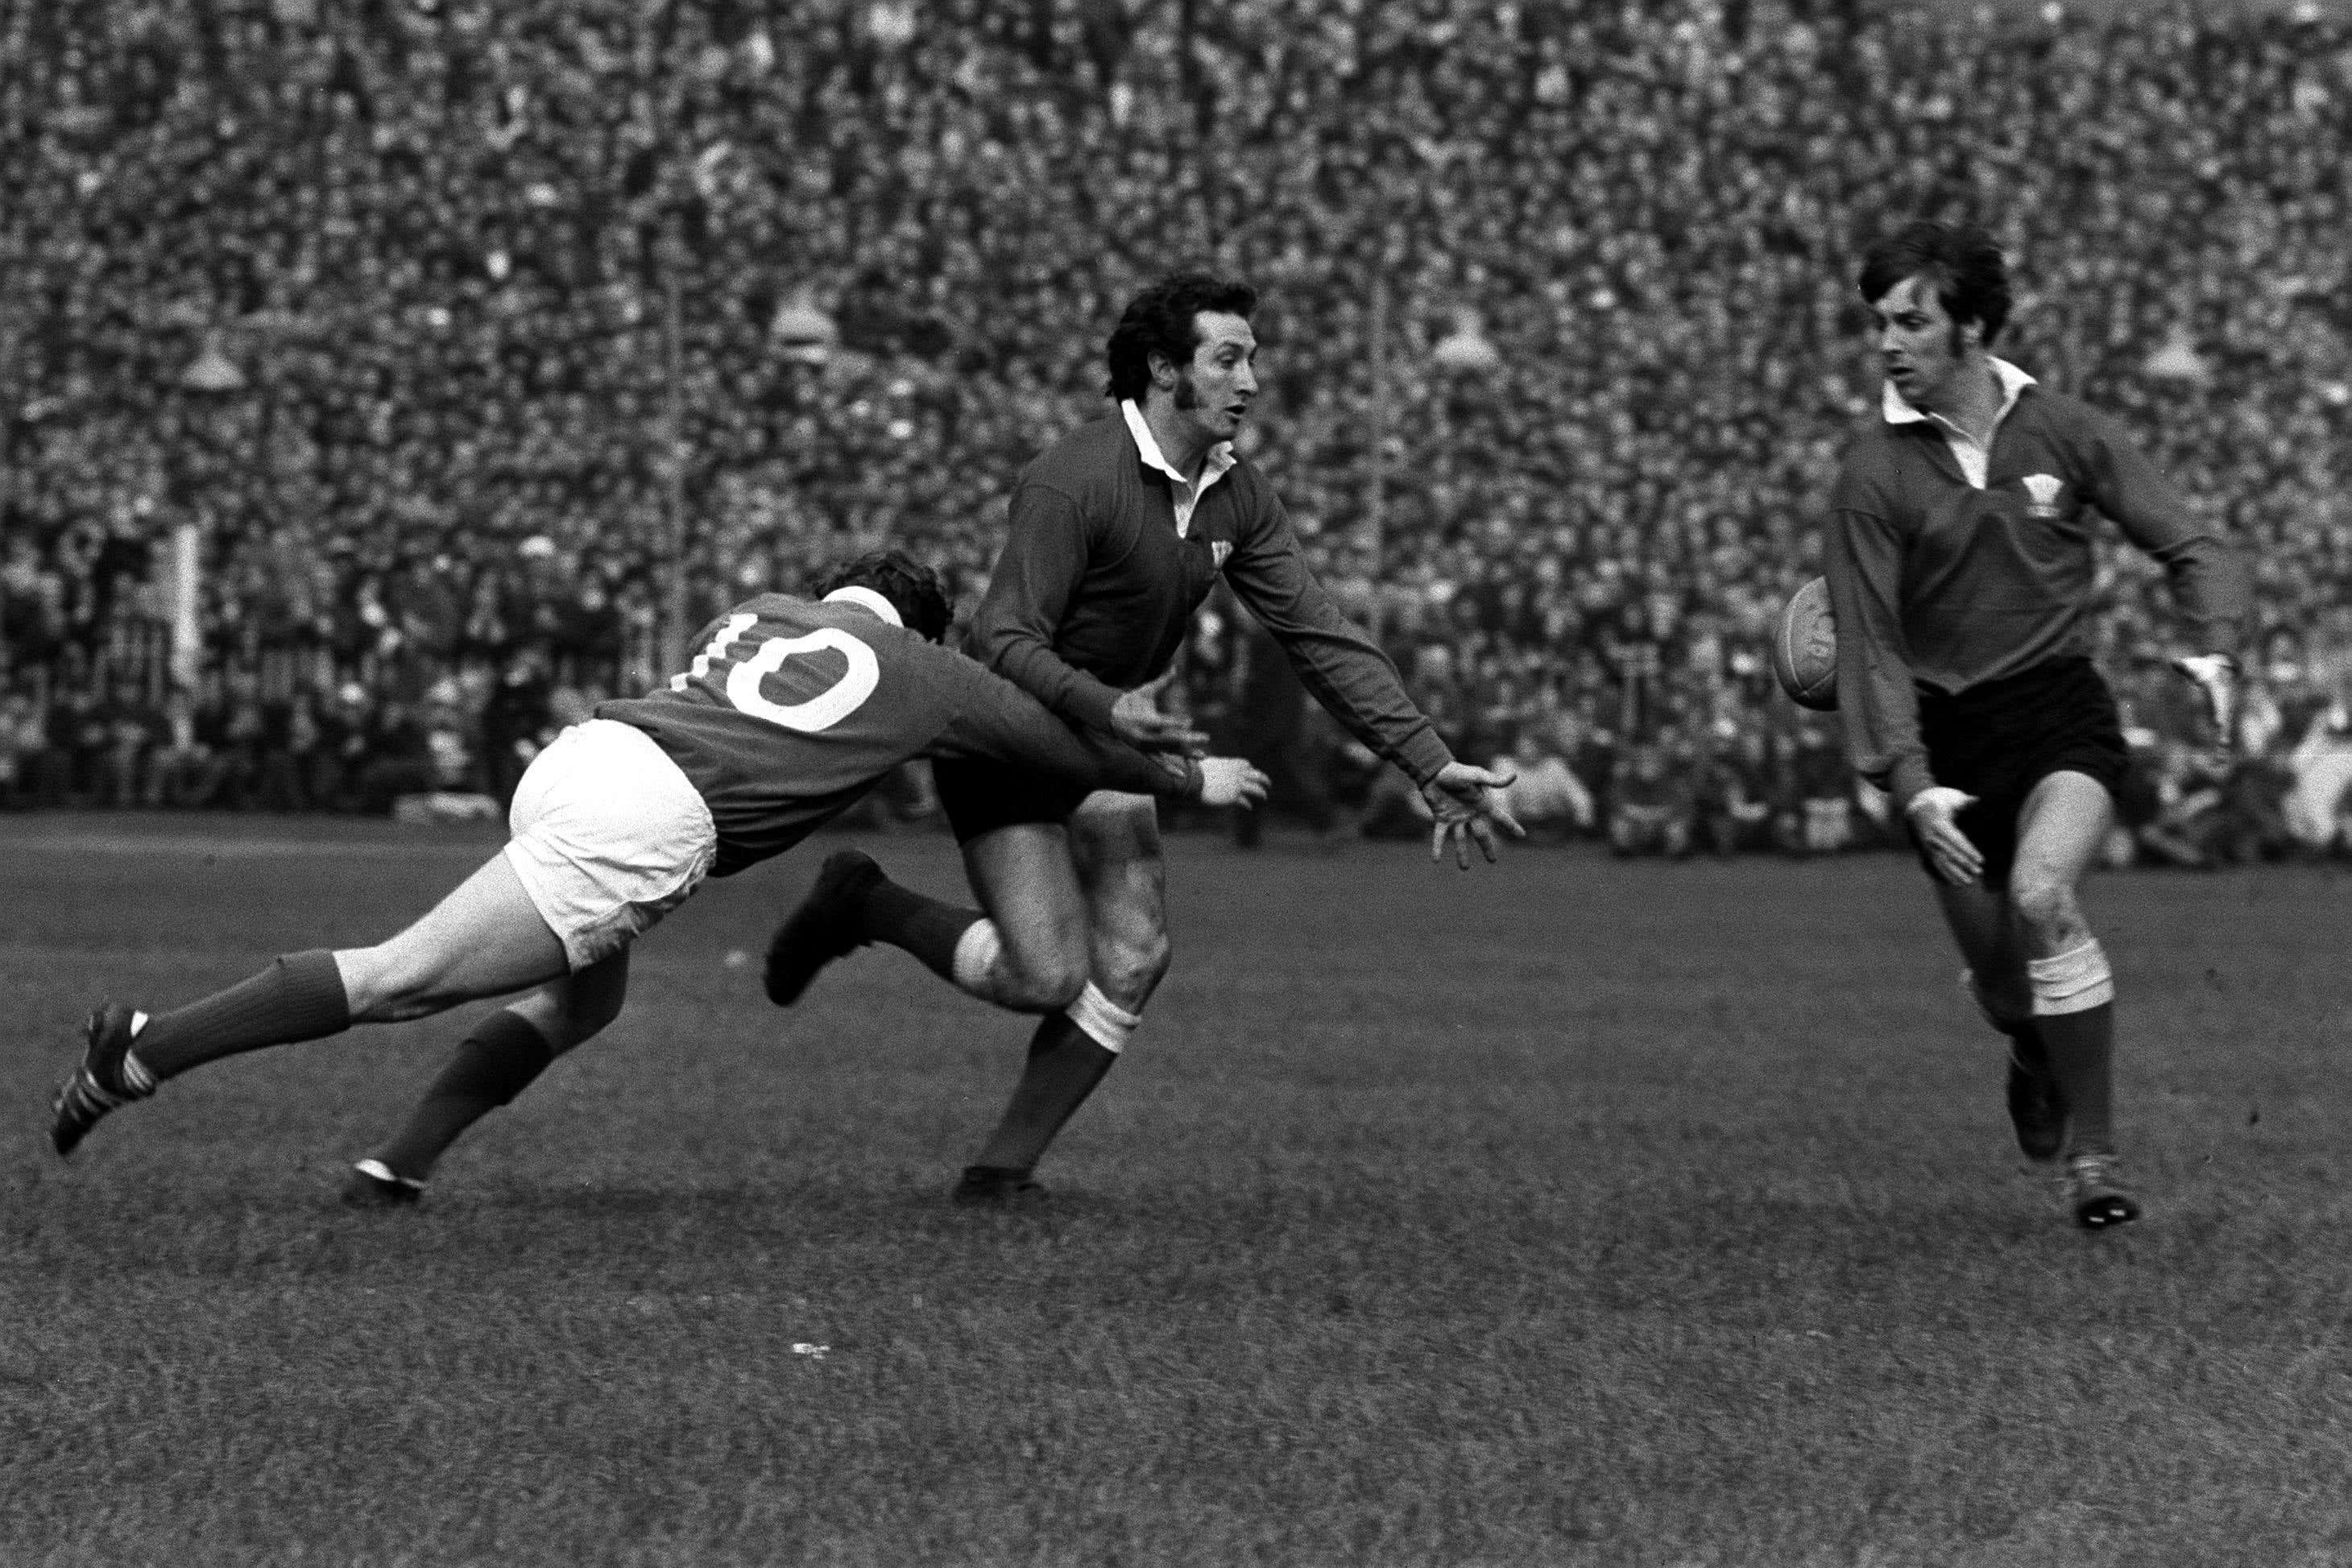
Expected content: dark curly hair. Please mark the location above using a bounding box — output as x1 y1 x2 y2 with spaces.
1857 220 2013 348
814 549 953 643
1104 272 1259 403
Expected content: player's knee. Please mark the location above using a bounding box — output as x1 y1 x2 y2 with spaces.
2005 871 2081 944
1091 932 1170 1012
994 949 1090 1013
341 941 454 1020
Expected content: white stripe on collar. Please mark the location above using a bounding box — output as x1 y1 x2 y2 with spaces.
1881 356 2036 425
1120 399 1236 540
1121 399 1236 482
822 585 903 627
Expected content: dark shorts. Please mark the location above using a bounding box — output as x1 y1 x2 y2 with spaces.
933 756 1091 844
1915 656 2128 887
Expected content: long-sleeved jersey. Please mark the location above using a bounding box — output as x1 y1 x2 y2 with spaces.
598 595 1196 876
1824 377 2248 809
966 413 1454 787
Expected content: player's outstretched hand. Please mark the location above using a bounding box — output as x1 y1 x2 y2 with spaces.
1905 786 1984 886
2172 653 2239 751
1421 762 1526 871
1110 668 1210 755
1195 757 1270 809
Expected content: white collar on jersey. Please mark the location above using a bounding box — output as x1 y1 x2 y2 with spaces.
1122 398 1236 489
1881 355 2035 426
822 586 903 627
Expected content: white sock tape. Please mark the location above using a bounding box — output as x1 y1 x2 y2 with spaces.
1066 982 1141 1054
950 921 1003 996
2027 940 2114 1017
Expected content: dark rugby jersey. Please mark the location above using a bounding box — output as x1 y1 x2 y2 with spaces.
1824 378 2247 809
968 414 1454 786
598 596 1193 876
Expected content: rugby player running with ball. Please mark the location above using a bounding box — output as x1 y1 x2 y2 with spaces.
1824 221 2246 1229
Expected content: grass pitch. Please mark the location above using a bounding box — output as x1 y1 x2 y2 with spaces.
2 813 2349 1566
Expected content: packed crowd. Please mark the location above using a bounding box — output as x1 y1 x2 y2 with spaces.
5 0 2350 860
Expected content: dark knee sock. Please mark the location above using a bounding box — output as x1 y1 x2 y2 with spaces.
974 1013 1118 1173
373 1011 557 1182
133 950 352 1082
859 876 982 982
1999 1018 2049 1071
2035 1003 2116 1155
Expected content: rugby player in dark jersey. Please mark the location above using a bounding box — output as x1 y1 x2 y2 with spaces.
48 552 1270 1201
1824 221 2246 1230
761 275 1522 1207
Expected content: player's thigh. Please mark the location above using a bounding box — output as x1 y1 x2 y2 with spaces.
342 852 570 1019
507 948 631 1053
2007 769 2114 942
960 820 1091 991
1066 791 1170 995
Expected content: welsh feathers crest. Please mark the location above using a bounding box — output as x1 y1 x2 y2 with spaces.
2021 474 2064 519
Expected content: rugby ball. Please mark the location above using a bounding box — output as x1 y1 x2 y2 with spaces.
1771 577 1838 711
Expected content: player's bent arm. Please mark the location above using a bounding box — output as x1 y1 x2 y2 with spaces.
2080 412 2251 659
2074 416 2251 743
963 484 1126 734
1823 499 1935 812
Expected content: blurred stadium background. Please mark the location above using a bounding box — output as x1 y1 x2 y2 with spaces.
2 0 2349 862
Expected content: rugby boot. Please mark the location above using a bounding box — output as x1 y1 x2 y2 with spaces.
763 851 884 1005
2005 1049 2068 1163
51 1003 154 1156
341 1159 426 1210
950 1164 1047 1210
2064 1152 2141 1231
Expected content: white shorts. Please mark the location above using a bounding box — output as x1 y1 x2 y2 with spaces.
503 718 718 970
